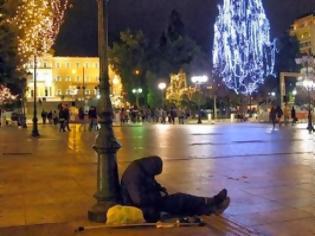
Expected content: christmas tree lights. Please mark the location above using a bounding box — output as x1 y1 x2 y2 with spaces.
0 85 17 104
213 0 276 95
9 0 69 65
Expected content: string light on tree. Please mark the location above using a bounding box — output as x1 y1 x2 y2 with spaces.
213 0 276 95
0 85 17 104
9 0 70 65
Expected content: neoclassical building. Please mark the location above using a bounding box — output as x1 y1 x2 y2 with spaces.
25 54 123 107
290 13 315 54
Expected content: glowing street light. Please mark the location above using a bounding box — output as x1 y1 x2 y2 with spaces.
191 75 209 124
191 75 209 84
132 88 142 107
158 82 166 90
158 82 167 107
292 89 297 96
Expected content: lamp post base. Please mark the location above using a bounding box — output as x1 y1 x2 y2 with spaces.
198 118 202 124
32 118 40 137
88 201 116 223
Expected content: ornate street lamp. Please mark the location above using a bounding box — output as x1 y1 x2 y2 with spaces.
88 0 121 222
31 56 40 137
296 55 315 133
132 88 142 107
158 82 166 107
191 75 208 124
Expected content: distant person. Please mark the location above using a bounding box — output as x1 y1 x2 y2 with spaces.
121 156 230 223
52 110 58 125
269 105 277 129
41 110 47 124
120 108 127 125
283 104 290 126
291 106 297 126
88 106 97 131
64 104 71 131
58 107 66 132
47 110 53 124
69 102 78 123
275 105 283 127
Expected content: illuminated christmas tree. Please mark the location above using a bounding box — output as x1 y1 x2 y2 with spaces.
213 0 276 95
9 0 70 65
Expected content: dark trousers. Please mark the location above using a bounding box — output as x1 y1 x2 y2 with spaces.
160 193 213 216
142 193 214 222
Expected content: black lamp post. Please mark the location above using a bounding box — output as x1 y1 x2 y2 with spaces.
191 75 208 124
296 55 315 133
31 55 40 137
88 0 121 222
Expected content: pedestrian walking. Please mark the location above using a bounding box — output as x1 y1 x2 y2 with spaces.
283 104 290 126
275 105 283 128
291 106 297 126
78 107 86 130
64 104 71 131
47 110 53 124
88 106 97 131
120 108 127 125
41 110 47 124
269 105 277 130
59 107 66 132
52 110 58 125
121 156 230 223
178 108 185 124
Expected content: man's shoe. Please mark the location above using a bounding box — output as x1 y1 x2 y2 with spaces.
214 189 228 205
214 197 230 215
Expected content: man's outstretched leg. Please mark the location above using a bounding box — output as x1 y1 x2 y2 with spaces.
159 189 229 217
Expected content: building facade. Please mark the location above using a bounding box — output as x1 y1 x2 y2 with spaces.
26 54 123 107
290 13 315 54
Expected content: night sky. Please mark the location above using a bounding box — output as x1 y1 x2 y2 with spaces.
54 0 315 57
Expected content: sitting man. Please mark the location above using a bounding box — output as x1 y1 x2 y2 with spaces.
121 156 230 222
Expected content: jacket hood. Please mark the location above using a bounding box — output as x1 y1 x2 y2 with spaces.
136 156 163 176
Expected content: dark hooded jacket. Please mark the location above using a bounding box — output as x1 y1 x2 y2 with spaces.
121 156 166 209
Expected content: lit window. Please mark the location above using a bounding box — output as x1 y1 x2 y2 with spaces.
77 63 80 68
77 76 80 82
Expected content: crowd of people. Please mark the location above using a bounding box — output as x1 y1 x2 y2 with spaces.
269 104 297 129
118 106 191 125
37 102 99 132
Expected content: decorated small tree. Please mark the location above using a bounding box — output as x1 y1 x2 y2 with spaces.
9 0 70 65
213 0 276 95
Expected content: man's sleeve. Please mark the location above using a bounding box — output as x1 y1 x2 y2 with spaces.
126 182 146 206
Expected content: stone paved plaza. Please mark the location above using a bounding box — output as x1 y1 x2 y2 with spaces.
0 122 314 235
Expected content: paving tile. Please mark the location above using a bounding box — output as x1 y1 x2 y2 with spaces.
226 208 313 227
255 217 315 236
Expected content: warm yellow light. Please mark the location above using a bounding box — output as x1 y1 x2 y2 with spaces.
134 69 140 76
113 76 119 85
